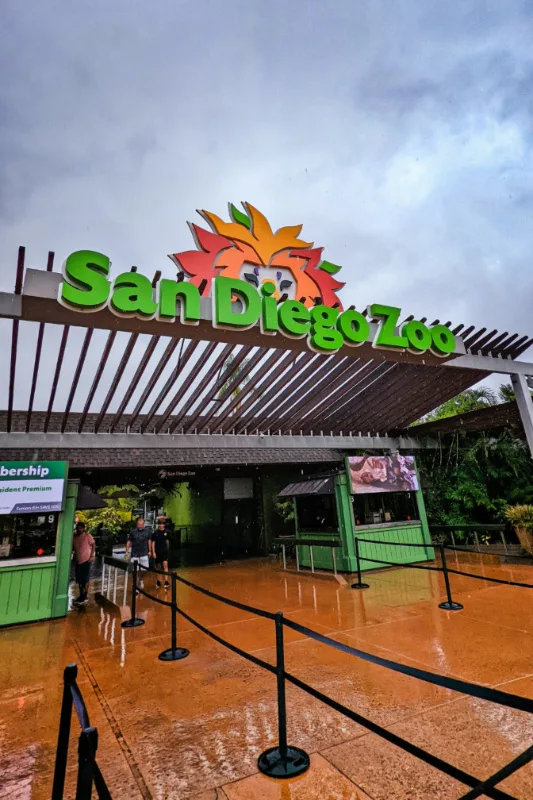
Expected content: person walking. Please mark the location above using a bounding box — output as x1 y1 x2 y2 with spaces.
126 517 151 592
72 521 95 605
151 520 170 588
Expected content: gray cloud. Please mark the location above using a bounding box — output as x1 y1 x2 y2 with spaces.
1 0 532 408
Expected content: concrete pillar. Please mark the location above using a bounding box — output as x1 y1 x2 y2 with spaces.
511 373 533 459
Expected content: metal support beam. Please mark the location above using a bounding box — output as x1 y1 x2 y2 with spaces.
0 431 436 450
445 354 533 377
511 373 533 458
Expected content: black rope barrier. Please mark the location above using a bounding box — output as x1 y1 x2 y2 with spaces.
174 571 277 620
283 671 516 800
175 604 277 675
282 617 533 713
457 745 533 800
138 562 170 577
357 537 433 549
52 664 112 800
353 539 464 609
357 554 442 572
446 566 533 589
355 536 533 594
70 682 91 730
118 561 533 794
135 585 173 608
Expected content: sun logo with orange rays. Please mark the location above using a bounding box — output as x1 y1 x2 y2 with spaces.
169 203 345 309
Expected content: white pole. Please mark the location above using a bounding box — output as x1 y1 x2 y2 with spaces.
512 373 533 458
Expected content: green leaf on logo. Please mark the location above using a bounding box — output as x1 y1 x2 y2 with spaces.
319 260 342 275
230 203 251 229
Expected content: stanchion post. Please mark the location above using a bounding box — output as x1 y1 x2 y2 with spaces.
75 727 98 800
158 572 190 662
351 537 369 590
257 612 310 778
438 544 463 611
51 663 77 800
121 561 145 628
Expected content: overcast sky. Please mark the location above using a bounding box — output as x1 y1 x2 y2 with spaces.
1 0 532 409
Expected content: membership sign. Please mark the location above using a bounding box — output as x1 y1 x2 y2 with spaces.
0 461 68 515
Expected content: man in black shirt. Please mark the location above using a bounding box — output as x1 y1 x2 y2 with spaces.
126 518 151 590
150 520 170 589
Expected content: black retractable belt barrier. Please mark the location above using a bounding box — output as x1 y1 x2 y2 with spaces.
76 727 98 800
121 561 145 628
438 544 464 611
52 664 112 800
351 537 369 590
110 561 533 795
158 572 190 662
257 612 310 779
52 664 76 800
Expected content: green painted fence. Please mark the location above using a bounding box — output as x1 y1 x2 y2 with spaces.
356 522 434 571
0 561 56 626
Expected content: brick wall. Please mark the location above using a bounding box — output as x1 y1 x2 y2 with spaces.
0 447 343 469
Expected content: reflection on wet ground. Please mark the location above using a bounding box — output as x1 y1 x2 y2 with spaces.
1 554 533 798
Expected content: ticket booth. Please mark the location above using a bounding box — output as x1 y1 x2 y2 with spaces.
0 461 77 626
279 455 434 573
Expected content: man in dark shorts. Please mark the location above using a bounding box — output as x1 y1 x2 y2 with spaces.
126 518 152 591
150 520 170 588
72 521 95 605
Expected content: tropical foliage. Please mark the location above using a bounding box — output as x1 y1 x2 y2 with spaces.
417 385 533 527
419 388 497 423
504 504 533 530
76 484 140 535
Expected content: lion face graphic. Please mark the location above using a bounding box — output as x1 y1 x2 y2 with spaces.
169 202 344 309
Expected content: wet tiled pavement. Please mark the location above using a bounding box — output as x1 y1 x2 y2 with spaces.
1 555 533 798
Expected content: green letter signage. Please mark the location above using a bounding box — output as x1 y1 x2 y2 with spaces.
430 324 456 356
369 304 408 350
158 279 201 324
57 248 458 359
337 309 370 346
59 250 111 311
110 273 157 318
278 300 310 338
309 305 343 352
213 276 261 329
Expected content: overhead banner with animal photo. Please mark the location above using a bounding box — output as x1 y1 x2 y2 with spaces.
347 455 419 494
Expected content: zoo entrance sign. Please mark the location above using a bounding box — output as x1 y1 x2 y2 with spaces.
58 202 456 357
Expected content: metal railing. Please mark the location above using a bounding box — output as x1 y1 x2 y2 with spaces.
272 536 342 574
51 664 111 800
429 524 518 554
113 559 533 797
100 555 129 606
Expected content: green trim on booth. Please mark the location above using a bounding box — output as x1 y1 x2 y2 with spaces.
51 480 78 618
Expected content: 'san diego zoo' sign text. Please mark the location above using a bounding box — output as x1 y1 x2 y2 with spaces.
58 202 456 357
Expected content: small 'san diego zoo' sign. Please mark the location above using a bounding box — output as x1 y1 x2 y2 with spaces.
58 202 456 357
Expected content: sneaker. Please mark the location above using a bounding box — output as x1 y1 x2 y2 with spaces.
164 582 170 589
156 580 161 588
